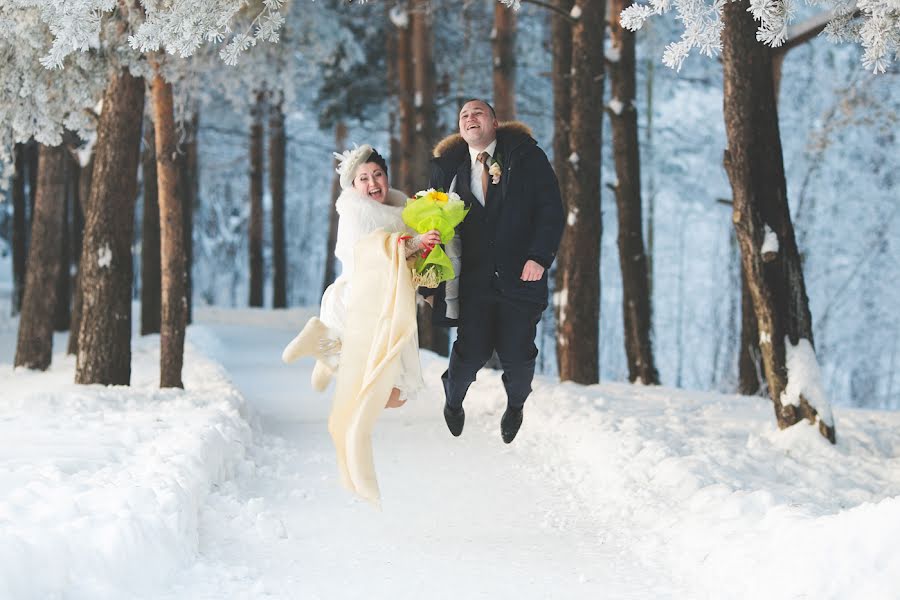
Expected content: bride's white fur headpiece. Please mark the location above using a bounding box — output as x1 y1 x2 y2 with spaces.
333 143 374 190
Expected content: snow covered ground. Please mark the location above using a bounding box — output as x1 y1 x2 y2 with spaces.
2 298 900 599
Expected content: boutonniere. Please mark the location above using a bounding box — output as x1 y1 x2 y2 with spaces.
488 156 502 185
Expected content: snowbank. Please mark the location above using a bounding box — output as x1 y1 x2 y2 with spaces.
0 332 253 599
485 375 900 600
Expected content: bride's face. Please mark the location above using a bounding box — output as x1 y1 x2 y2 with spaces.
353 162 388 203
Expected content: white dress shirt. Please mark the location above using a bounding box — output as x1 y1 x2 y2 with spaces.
468 139 497 206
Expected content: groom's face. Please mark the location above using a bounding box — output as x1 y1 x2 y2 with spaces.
459 101 498 150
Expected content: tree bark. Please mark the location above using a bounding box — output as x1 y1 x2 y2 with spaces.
387 3 401 182
75 68 145 386
396 11 414 195
53 157 72 332
323 121 346 295
270 97 287 308
249 90 265 308
551 0 573 372
67 154 91 356
492 2 517 120
721 0 834 443
608 0 658 385
14 143 68 370
151 67 186 389
556 0 604 384
141 117 161 336
178 113 198 324
11 143 28 316
738 265 761 394
410 0 448 356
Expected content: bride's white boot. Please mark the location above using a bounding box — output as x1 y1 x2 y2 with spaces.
282 317 330 363
311 359 336 392
282 317 341 391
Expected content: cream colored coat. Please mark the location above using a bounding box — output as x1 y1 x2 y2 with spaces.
328 229 420 506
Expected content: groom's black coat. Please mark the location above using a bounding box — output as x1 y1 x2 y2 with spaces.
427 122 564 326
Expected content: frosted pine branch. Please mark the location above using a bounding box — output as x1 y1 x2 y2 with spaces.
620 0 899 72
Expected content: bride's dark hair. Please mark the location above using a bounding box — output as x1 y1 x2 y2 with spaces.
366 149 388 178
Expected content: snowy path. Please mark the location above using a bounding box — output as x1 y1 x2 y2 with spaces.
161 311 681 599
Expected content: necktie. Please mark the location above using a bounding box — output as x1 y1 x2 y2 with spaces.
477 151 490 202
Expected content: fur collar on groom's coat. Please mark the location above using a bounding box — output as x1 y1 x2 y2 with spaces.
431 121 534 161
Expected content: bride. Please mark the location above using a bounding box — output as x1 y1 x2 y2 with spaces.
282 144 440 408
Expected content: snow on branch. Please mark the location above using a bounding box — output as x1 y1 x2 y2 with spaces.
10 0 286 69
620 0 899 73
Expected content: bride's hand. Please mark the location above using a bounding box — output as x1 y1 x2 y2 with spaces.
419 229 441 250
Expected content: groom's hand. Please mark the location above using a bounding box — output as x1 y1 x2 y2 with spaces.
520 260 544 282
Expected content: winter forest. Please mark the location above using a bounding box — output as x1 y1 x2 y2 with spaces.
1 0 899 598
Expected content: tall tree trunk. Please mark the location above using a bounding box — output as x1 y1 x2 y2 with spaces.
721 0 834 443
53 157 72 332
75 68 145 386
141 117 161 336
644 59 656 299
410 0 448 356
152 66 186 389
14 143 68 370
270 97 287 308
248 90 265 308
608 0 658 385
11 143 28 316
738 266 761 394
396 11 414 195
178 113 198 324
492 2 517 120
551 0 574 372
26 141 38 227
387 3 401 181
556 0 605 384
68 154 91 356
323 121 346 294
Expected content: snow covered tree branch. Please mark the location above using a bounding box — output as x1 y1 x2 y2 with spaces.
621 0 899 73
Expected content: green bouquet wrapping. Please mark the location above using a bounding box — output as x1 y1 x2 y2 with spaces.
401 188 469 288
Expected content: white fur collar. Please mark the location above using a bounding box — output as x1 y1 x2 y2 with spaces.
335 187 409 231
336 187 407 215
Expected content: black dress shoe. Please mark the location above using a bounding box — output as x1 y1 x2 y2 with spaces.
500 407 523 444
443 403 465 437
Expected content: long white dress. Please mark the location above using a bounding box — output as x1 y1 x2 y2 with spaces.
319 187 425 399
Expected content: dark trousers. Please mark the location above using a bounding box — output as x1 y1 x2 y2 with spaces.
442 292 542 410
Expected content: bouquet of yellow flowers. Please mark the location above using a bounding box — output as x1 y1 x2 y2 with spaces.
402 188 469 288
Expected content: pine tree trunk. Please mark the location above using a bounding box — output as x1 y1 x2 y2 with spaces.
387 4 401 181
178 113 198 324
396 14 414 195
67 154 91 356
270 98 287 308
14 143 67 370
608 0 658 385
492 2 517 120
410 0 436 185
323 122 346 294
152 67 186 389
738 265 761 394
551 0 573 370
11 143 27 316
53 158 72 332
556 0 604 384
410 0 448 356
26 141 38 224
141 117 161 336
75 68 145 386
249 90 265 308
721 0 834 443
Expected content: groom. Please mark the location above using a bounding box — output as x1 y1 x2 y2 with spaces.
428 99 564 443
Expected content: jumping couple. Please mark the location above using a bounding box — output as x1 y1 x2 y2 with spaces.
283 98 563 503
